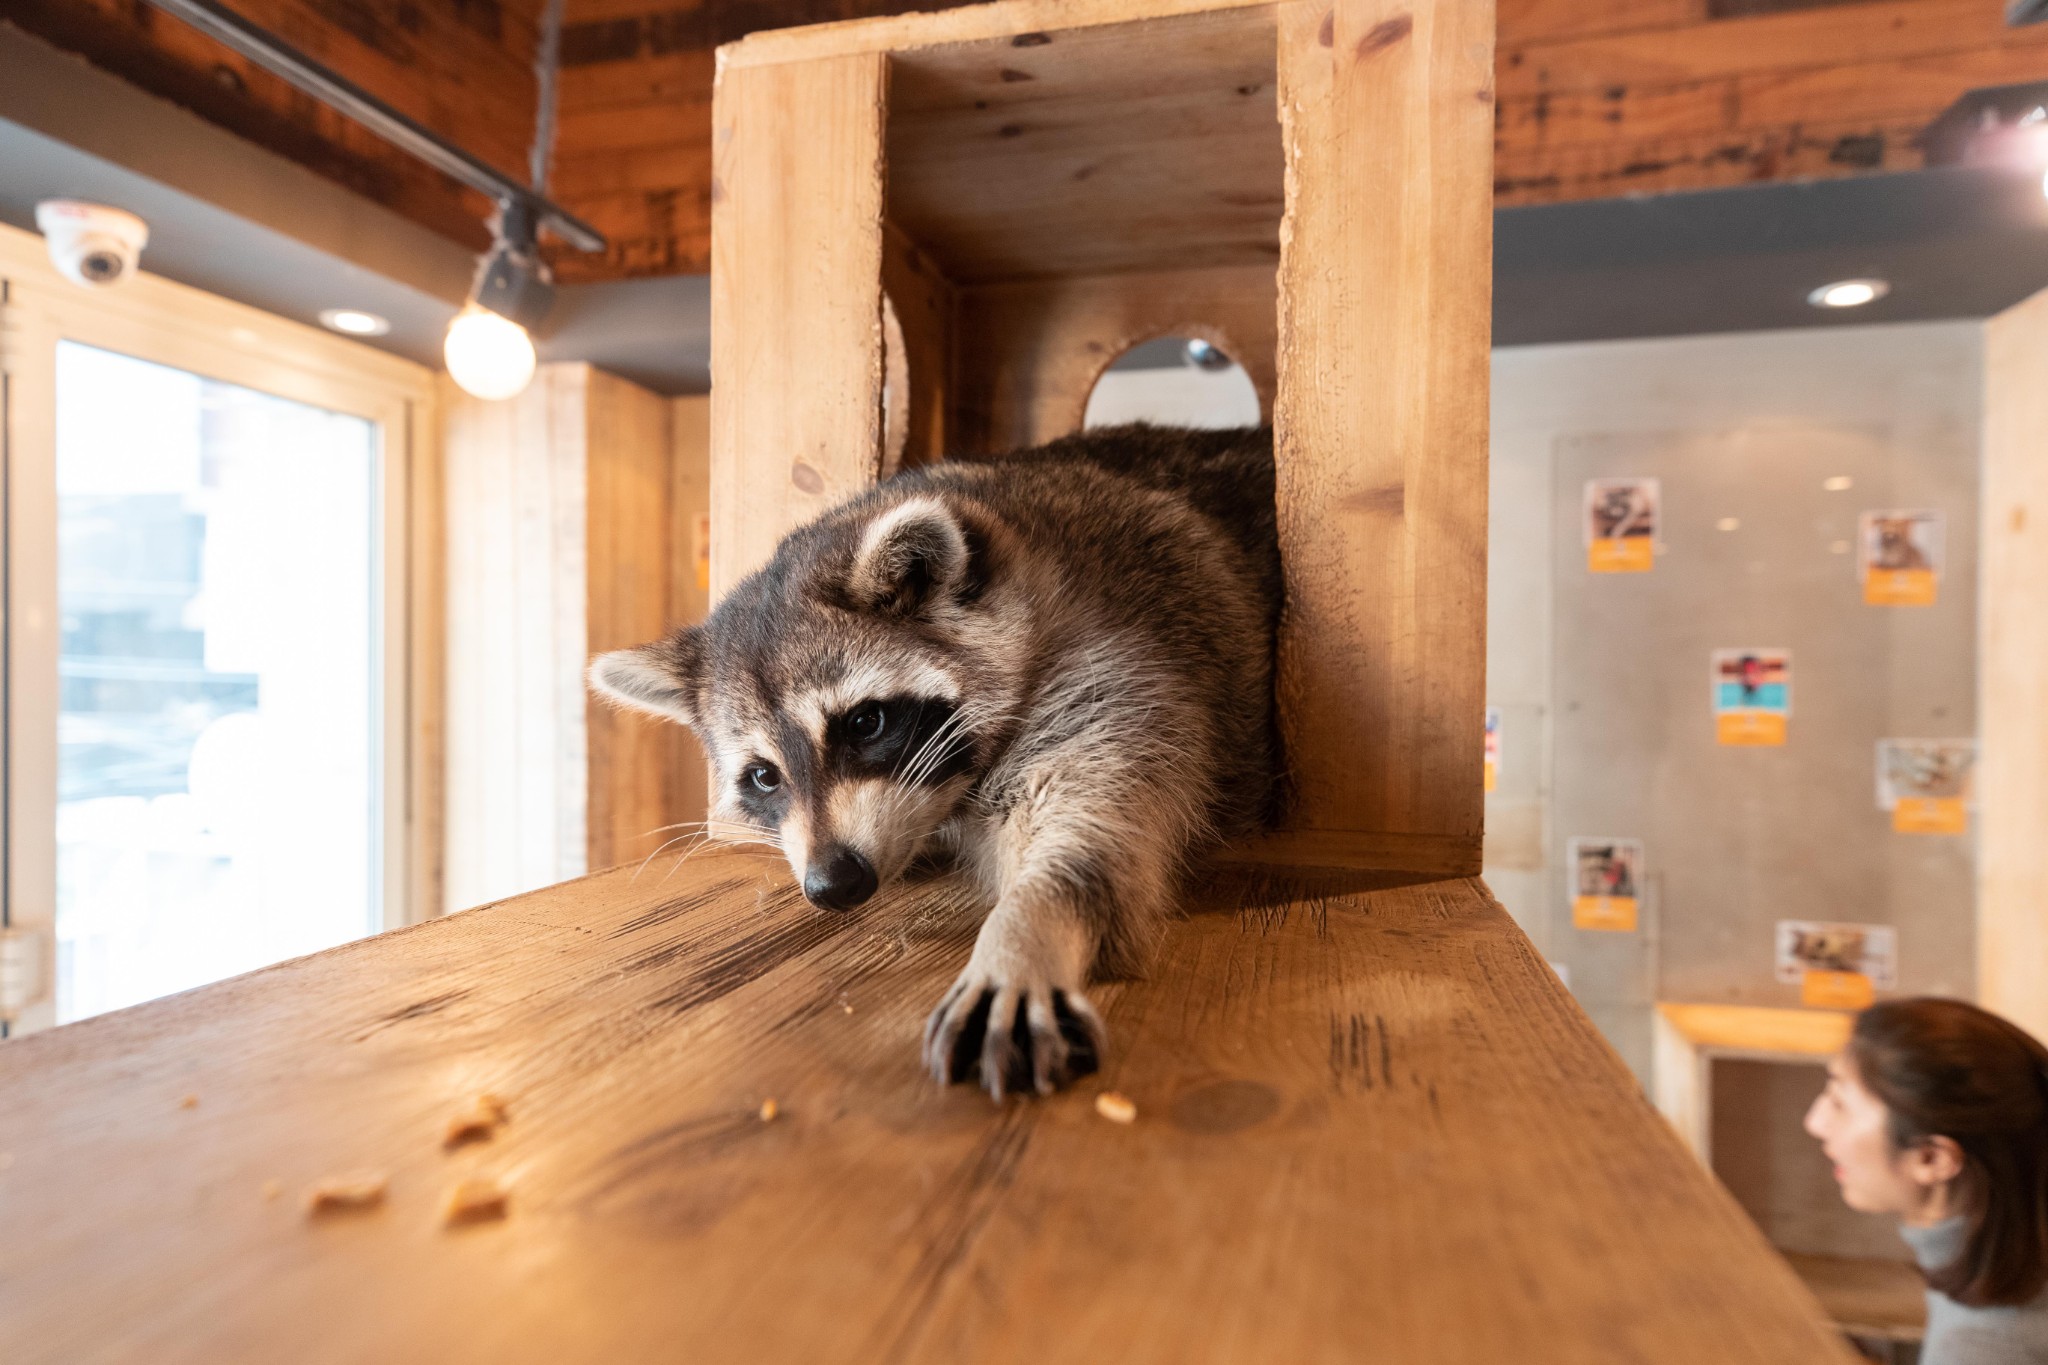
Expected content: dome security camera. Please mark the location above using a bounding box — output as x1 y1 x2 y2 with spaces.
34 200 149 289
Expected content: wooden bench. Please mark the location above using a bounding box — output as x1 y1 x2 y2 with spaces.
0 849 1852 1361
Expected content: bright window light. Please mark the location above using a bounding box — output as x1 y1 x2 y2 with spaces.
1807 279 1890 309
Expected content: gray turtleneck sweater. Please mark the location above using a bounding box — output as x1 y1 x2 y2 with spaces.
1900 1218 2048 1365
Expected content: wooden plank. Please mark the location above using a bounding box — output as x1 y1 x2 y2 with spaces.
709 51 889 595
1656 1002 1853 1058
1271 0 1492 863
584 369 696 875
1497 0 1703 45
884 11 1282 284
405 389 448 923
441 367 590 910
1783 1254 1926 1344
1980 285 2048 1047
669 395 713 821
952 263 1276 454
0 855 1856 1363
880 223 957 468
1497 0 2048 97
722 0 1271 67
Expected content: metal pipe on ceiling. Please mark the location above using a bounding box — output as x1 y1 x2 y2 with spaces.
138 0 606 253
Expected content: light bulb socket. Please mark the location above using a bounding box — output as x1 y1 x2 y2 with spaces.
469 198 555 331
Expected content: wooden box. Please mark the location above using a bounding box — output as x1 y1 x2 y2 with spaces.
709 0 1494 877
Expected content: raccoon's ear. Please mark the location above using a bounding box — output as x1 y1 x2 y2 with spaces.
587 633 703 726
845 496 969 614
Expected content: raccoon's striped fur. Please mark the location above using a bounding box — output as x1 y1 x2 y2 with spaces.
589 423 1282 1099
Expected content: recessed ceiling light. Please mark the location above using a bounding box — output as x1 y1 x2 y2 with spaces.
319 307 391 337
1823 475 1854 491
1716 517 1741 532
1807 279 1890 309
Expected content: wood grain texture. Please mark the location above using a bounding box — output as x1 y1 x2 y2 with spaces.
0 854 1855 1363
708 51 889 597
3 0 542 255
444 365 705 909
880 223 957 470
952 263 1276 455
1980 285 2048 1048
1272 0 1493 862
584 369 700 875
885 10 1282 285
443 367 593 909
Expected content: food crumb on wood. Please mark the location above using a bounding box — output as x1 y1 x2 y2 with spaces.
261 1178 284 1201
178 1094 199 1110
1094 1091 1138 1124
304 1172 389 1216
758 1097 779 1122
442 1093 509 1148
441 1177 508 1226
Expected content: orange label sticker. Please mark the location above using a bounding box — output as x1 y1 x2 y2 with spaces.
1864 567 1937 607
1588 537 1654 574
1573 895 1638 932
1717 712 1787 747
694 513 712 592
1802 970 1876 1010
1483 760 1498 793
1893 796 1967 835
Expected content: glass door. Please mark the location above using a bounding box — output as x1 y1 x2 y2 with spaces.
0 222 433 1035
53 343 382 1021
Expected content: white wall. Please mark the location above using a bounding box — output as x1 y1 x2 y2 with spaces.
1487 320 1983 1077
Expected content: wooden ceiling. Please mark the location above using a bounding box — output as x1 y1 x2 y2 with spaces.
6 0 2048 284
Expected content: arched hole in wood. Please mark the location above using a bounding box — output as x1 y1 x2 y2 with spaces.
879 290 911 478
1082 334 1264 433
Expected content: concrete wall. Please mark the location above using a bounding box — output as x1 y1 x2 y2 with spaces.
1487 321 1982 1081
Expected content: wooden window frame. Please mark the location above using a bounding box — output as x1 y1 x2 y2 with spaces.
0 222 443 1035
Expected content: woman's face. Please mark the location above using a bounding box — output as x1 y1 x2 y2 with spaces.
1804 1054 1939 1217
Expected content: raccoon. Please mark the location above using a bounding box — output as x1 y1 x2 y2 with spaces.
589 423 1283 1099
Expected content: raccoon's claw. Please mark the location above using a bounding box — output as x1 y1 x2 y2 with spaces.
922 981 1105 1101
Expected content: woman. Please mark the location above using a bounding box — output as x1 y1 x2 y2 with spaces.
1805 997 2048 1364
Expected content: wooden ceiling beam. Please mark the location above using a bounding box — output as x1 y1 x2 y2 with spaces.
7 0 2047 282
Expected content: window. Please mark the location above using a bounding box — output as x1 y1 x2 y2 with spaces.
0 222 437 1035
54 344 382 1020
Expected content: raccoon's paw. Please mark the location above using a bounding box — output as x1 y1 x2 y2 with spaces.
921 974 1106 1101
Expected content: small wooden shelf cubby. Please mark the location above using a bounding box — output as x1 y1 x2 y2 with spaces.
709 0 1494 877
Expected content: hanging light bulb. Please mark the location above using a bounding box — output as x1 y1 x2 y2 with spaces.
445 305 537 400
445 200 553 402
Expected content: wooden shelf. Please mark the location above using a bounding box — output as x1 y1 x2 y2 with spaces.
1784 1253 1926 1344
0 853 1853 1361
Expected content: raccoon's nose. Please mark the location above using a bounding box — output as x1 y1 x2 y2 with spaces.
803 845 877 911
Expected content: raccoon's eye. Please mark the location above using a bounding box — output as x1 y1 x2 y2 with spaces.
745 764 781 794
848 704 887 741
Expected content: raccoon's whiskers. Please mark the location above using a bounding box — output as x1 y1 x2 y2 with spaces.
632 829 711 882
897 702 987 789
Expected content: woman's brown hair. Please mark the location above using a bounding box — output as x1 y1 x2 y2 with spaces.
1850 997 2048 1307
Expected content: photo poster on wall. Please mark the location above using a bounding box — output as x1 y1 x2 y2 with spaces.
1876 738 1977 835
1583 477 1659 573
1858 509 1943 607
1776 920 1898 1010
1711 648 1792 746
1568 836 1642 932
1483 707 1501 792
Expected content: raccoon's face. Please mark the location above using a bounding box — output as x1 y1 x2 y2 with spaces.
590 494 1013 911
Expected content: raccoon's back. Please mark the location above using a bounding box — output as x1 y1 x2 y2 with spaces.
975 423 1280 620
